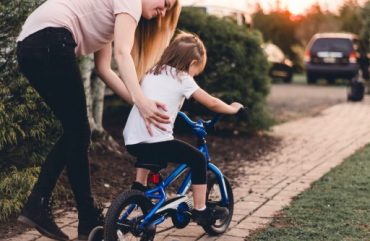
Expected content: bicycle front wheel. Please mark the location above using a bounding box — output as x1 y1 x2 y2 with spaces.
203 172 234 235
104 190 154 241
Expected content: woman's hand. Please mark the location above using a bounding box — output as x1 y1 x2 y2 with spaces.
135 97 170 135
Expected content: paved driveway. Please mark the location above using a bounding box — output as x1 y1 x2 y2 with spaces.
268 83 347 122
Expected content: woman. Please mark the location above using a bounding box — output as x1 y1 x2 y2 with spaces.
16 0 181 240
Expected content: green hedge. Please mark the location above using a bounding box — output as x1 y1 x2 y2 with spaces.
0 0 61 222
0 0 60 168
0 167 38 222
178 8 273 131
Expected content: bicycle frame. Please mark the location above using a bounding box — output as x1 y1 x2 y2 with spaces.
121 112 230 230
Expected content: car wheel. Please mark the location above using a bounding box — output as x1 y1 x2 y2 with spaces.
283 73 293 83
327 77 336 85
307 73 317 84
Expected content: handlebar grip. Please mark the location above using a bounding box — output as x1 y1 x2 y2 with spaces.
236 107 249 120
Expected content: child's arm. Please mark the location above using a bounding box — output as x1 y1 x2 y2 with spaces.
191 88 243 114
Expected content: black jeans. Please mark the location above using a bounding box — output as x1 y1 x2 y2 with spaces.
17 27 93 208
126 139 207 184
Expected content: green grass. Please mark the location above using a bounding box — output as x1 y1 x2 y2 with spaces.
291 73 307 85
249 144 370 241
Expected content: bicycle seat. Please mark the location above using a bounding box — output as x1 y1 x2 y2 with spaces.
137 162 166 173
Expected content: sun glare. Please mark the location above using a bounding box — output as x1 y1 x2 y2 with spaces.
288 1 305 15
285 0 309 15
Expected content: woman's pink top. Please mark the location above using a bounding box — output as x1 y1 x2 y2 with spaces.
17 0 142 56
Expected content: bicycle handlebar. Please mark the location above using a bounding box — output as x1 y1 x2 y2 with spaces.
177 111 198 127
178 107 249 130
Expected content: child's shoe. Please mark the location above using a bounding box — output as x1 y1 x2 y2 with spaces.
131 181 149 192
191 206 229 226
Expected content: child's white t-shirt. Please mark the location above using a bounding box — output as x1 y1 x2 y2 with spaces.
123 65 199 145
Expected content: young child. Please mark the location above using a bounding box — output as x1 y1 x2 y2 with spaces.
123 32 243 225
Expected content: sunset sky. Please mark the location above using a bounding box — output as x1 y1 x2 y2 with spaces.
181 0 368 15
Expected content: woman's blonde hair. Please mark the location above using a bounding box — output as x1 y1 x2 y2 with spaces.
152 31 207 76
132 0 181 81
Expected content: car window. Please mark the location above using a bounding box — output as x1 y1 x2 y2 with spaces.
311 38 353 53
262 43 285 63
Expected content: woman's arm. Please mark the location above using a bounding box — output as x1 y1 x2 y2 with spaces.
113 13 170 133
112 14 144 105
191 88 243 114
94 44 133 105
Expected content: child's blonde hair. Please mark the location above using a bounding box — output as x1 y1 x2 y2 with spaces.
152 31 207 76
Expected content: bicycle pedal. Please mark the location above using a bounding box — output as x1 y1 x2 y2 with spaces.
145 223 156 233
185 198 193 210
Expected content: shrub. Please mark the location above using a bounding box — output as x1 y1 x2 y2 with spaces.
0 0 61 169
0 0 62 221
178 8 273 131
0 167 38 222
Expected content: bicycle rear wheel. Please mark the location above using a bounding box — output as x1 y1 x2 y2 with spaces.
202 172 234 235
104 190 154 241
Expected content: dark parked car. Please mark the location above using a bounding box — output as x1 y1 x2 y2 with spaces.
262 43 294 83
304 32 368 84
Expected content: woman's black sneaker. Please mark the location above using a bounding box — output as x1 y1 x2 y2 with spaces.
17 193 69 241
191 206 229 226
77 201 105 240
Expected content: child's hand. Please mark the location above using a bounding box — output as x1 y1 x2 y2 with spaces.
230 102 244 113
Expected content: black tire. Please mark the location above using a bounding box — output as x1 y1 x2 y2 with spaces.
307 73 317 84
88 226 103 241
327 77 336 85
202 172 234 235
283 73 293 83
104 190 154 241
347 79 365 102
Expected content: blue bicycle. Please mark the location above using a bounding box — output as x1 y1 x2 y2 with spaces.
89 110 247 241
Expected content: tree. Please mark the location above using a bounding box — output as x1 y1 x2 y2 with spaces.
359 1 370 82
79 56 121 153
252 8 303 70
339 0 363 35
252 9 299 57
295 4 341 46
360 1 370 51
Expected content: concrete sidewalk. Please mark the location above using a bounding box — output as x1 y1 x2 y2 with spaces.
7 97 370 241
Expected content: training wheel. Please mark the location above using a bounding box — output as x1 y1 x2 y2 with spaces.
88 226 104 241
